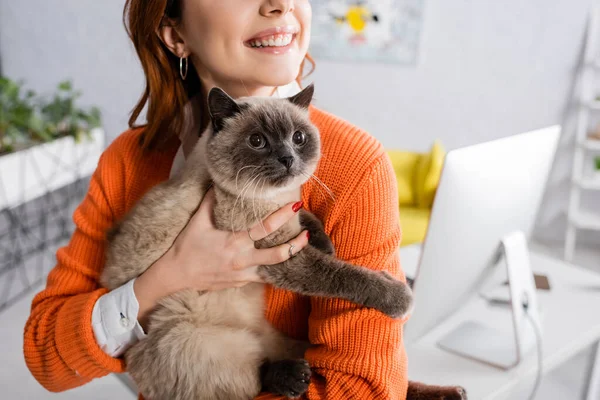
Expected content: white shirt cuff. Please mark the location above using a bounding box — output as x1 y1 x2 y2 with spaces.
92 278 147 358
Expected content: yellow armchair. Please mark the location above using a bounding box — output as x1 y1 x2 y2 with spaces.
386 140 446 246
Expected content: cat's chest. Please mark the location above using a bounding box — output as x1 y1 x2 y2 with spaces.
200 283 268 330
199 283 309 340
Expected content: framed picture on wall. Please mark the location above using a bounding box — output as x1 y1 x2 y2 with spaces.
309 0 425 65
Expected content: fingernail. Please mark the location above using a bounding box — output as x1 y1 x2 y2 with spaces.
306 231 310 240
292 201 304 213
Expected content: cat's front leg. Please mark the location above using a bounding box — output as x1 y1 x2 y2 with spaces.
257 246 413 319
298 209 335 256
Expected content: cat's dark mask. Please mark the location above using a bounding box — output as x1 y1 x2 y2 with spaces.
207 84 315 135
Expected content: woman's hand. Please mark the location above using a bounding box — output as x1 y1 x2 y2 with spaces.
134 186 309 326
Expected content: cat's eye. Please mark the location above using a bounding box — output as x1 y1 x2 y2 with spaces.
248 133 266 149
292 131 306 146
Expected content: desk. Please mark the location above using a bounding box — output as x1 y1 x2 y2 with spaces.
400 245 600 400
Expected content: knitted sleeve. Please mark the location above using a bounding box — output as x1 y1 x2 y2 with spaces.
23 147 127 392
303 152 408 399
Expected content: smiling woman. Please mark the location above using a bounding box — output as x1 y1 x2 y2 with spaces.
125 0 315 152
23 1 415 399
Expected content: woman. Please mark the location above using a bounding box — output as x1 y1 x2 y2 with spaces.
23 0 409 398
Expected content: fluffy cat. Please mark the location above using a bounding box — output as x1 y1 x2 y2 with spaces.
101 84 465 400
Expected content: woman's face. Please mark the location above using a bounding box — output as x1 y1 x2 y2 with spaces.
174 0 311 97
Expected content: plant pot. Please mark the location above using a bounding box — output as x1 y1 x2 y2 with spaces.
0 128 105 210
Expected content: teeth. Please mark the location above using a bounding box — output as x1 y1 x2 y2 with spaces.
250 33 294 48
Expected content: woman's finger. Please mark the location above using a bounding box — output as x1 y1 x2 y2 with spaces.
246 200 304 242
250 229 310 267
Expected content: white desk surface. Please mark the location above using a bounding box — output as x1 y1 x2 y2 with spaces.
400 245 600 400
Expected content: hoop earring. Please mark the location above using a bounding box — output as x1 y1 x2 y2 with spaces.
180 56 188 80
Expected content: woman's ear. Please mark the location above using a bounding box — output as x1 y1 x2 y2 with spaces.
157 23 187 58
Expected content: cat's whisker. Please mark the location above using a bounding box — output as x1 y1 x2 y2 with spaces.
239 172 262 229
239 78 250 97
251 174 264 234
258 176 268 235
302 173 330 203
310 174 336 202
230 175 259 235
235 165 260 191
317 152 331 162
229 182 249 235
301 172 336 203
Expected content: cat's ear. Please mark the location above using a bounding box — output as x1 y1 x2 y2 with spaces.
208 87 242 134
288 83 314 110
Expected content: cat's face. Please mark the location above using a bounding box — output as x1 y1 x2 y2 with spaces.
205 85 320 199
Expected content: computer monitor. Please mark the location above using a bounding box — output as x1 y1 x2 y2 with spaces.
403 126 560 345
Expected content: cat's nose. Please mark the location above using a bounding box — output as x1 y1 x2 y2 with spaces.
278 156 294 170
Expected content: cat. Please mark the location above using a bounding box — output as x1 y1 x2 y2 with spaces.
101 84 466 400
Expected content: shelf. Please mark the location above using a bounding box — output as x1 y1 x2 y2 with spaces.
580 139 600 151
575 177 600 190
569 210 600 230
0 128 104 210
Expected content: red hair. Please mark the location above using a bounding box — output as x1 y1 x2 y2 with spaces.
123 0 315 150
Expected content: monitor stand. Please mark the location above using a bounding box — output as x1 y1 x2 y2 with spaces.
436 231 542 370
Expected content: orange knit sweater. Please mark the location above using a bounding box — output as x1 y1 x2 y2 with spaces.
23 106 409 399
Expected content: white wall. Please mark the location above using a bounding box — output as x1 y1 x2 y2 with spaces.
1 0 598 246
309 0 599 246
312 0 587 150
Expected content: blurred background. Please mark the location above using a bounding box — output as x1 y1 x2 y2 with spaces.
0 1 599 399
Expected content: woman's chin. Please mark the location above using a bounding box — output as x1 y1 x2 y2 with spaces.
245 55 304 86
254 69 301 88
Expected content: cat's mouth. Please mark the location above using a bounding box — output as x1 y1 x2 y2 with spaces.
264 167 301 187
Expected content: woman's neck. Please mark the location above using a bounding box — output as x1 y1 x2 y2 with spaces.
200 74 277 99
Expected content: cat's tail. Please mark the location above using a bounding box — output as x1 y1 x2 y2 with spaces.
406 381 468 400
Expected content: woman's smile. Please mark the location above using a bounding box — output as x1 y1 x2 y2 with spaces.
244 25 299 55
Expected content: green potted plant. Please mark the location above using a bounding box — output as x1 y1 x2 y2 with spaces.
594 156 600 180
0 77 105 210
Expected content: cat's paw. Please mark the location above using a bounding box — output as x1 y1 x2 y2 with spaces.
433 386 468 400
262 359 311 399
299 210 336 256
447 386 468 400
375 272 414 319
307 229 335 256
